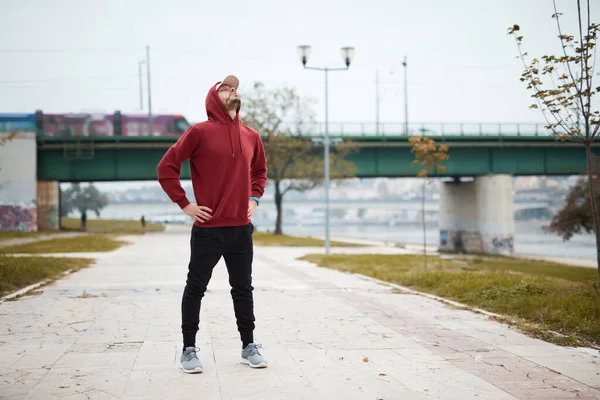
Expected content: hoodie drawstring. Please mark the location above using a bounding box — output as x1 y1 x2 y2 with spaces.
228 124 234 157
228 121 243 157
238 122 244 156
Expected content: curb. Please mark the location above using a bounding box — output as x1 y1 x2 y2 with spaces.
0 281 48 303
354 273 503 318
0 269 73 303
353 273 600 351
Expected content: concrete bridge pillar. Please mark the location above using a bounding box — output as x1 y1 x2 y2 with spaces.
37 181 60 231
439 174 514 255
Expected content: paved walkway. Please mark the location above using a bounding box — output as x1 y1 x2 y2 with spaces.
0 226 599 399
0 232 86 249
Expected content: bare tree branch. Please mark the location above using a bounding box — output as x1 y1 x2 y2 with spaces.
510 1 599 274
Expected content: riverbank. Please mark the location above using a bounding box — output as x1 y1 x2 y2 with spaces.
70 201 598 262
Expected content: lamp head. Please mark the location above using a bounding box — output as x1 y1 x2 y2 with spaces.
340 46 355 68
297 45 312 66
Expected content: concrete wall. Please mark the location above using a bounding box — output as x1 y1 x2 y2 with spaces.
439 180 483 253
439 174 514 255
476 175 514 254
0 132 37 231
37 181 59 231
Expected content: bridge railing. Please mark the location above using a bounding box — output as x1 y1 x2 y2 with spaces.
281 122 555 137
33 121 558 138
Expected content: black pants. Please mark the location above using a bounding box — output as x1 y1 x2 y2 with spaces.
181 223 255 348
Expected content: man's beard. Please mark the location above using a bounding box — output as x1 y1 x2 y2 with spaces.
225 97 241 111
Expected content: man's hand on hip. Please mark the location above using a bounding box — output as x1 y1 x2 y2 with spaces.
183 203 212 223
248 199 258 218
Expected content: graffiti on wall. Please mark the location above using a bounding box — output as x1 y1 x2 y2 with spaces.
38 206 58 230
491 235 514 253
0 204 37 231
0 179 37 231
439 229 484 253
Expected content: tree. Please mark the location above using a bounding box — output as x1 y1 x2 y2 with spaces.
507 0 599 274
546 175 599 240
240 81 357 235
60 183 109 230
0 131 18 146
409 136 449 268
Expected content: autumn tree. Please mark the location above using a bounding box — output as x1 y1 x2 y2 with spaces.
240 82 357 235
546 175 600 240
507 0 599 274
409 136 449 268
60 183 109 230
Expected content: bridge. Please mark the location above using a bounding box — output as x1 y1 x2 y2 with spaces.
2 122 597 261
35 122 596 182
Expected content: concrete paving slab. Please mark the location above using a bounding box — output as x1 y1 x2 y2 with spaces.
0 227 598 399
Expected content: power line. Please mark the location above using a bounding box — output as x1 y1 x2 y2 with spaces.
0 48 140 53
0 47 522 71
0 75 138 84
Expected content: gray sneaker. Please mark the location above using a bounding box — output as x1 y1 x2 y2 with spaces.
241 343 267 368
180 347 203 373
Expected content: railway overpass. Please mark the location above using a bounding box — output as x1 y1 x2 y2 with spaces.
36 134 593 181
2 122 597 259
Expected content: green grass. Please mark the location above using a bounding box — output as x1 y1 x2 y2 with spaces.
0 234 129 254
0 255 94 297
60 218 164 233
0 218 164 243
298 253 600 347
252 231 367 247
0 231 51 241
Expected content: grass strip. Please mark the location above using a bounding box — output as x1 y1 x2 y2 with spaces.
0 234 128 254
299 253 600 347
0 255 94 297
253 231 367 247
60 217 164 233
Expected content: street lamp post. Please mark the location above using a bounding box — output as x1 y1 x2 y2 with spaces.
297 45 355 255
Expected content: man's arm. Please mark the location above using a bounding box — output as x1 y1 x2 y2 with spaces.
157 126 199 209
250 132 268 199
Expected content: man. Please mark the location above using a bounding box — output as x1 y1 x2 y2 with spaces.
157 75 268 373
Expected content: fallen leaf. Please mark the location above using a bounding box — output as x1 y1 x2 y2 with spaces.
379 373 387 376
363 357 369 362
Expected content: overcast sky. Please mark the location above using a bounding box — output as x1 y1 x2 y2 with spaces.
2 0 598 191
2 0 598 125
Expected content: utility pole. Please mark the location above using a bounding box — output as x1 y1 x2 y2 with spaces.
403 56 408 135
146 45 153 135
138 60 145 110
376 69 380 135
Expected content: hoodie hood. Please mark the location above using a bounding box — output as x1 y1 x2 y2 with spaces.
205 82 243 156
206 82 241 125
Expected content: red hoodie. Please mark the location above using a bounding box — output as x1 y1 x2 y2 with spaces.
157 82 268 228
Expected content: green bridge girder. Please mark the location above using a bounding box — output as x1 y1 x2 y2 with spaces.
36 135 598 182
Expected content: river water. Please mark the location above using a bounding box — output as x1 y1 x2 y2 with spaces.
86 201 595 262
